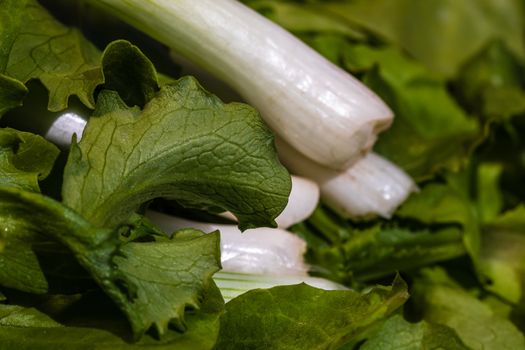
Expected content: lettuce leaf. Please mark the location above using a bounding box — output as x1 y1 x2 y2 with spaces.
215 276 408 350
0 129 59 293
101 40 160 108
480 206 525 305
411 268 525 350
243 0 365 40
0 210 50 294
455 40 525 122
62 79 290 230
0 0 103 111
0 185 222 338
0 128 59 192
0 284 224 350
0 185 100 295
342 44 480 179
321 0 525 78
360 314 469 350
0 74 27 117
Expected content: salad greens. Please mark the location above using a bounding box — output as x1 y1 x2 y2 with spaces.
1 0 525 349
216 276 408 350
244 0 525 348
0 0 102 111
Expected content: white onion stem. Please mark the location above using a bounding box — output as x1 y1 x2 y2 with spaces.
91 0 393 169
277 138 417 219
146 211 309 275
214 271 348 302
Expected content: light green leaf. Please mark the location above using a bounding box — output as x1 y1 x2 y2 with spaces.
0 304 62 328
476 163 504 223
323 0 525 77
244 0 364 40
396 183 476 227
0 0 103 111
0 128 59 192
342 44 479 179
360 314 469 350
215 276 409 350
62 78 291 230
480 205 525 304
413 268 525 350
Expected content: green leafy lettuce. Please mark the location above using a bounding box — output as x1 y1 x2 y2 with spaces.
313 0 525 78
411 268 525 350
0 185 217 338
0 129 59 293
2 0 525 348
0 0 103 111
215 276 408 350
480 206 525 305
62 78 290 230
359 314 469 350
0 285 224 350
0 128 59 192
342 45 479 179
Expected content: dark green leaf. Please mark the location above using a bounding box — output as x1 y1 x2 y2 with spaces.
300 34 348 64
292 205 466 284
0 284 223 350
455 41 525 121
0 185 105 294
0 186 223 339
0 74 27 117
101 40 159 108
215 276 408 350
0 0 25 71
0 227 49 294
0 304 62 328
62 78 291 230
0 128 59 192
107 230 222 338
396 179 481 262
0 129 59 293
0 0 103 111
